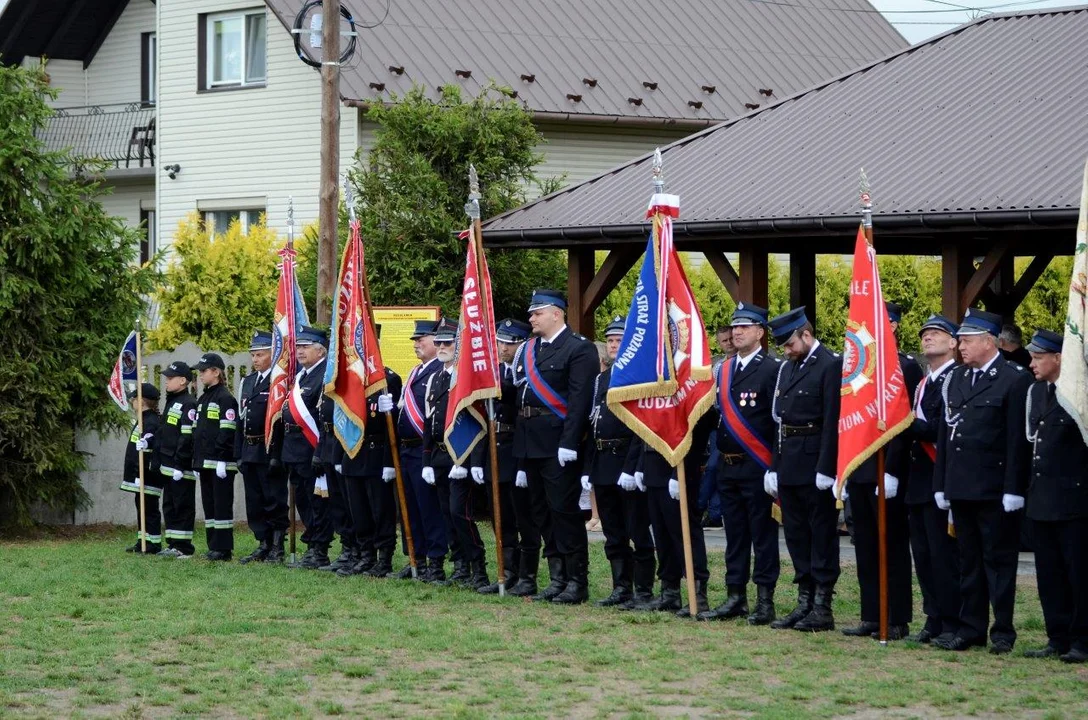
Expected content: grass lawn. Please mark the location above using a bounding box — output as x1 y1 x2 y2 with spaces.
0 525 1084 719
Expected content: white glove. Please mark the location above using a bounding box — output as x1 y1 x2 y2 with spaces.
449 465 468 480
1002 493 1025 513
841 484 850 501
334 464 343 474
815 473 835 491
833 481 848 502
934 491 950 510
172 469 183 482
763 471 778 498
471 467 485 485
377 393 394 413
135 438 149 452
580 475 592 492
515 470 528 488
382 467 396 483
215 460 227 479
314 474 329 497
557 447 578 466
618 472 637 491
668 478 680 500
634 471 646 492
422 467 436 485
880 474 899 499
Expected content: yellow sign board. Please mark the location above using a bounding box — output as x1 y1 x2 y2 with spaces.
374 306 441 381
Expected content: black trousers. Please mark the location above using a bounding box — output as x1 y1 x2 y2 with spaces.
430 452 463 563
128 488 162 546
512 483 540 559
327 468 355 551
450 476 486 565
646 485 710 584
286 462 331 549
345 473 397 553
718 469 780 588
778 483 841 587
851 485 913 625
949 499 1021 645
909 500 961 636
403 447 448 559
595 483 654 565
198 469 235 553
163 478 196 555
240 461 288 542
1031 517 1088 652
525 455 585 558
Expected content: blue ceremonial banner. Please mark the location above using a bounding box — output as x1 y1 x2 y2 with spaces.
607 234 676 402
107 331 139 411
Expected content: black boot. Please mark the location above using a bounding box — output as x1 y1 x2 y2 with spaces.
239 540 270 564
676 579 710 618
552 552 589 605
318 547 357 572
424 556 446 584
771 583 813 630
621 557 656 610
364 548 395 578
444 559 471 587
466 559 490 590
596 558 633 607
533 557 567 602
794 585 835 632
338 550 376 577
393 557 424 580
298 546 330 570
508 551 539 597
842 620 880 637
286 546 314 569
264 531 285 563
747 585 776 626
479 547 517 595
698 584 748 621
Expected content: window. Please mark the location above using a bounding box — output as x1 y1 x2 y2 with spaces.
199 9 266 90
140 209 156 264
205 208 263 236
141 33 156 105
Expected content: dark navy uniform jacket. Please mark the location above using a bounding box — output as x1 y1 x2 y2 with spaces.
714 350 781 481
279 359 327 466
895 361 957 505
340 368 403 477
236 370 271 465
157 390 197 480
192 382 239 472
1025 379 1088 522
584 367 640 486
771 342 842 485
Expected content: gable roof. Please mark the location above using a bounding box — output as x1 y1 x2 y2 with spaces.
482 6 1088 247
265 0 905 123
0 0 133 68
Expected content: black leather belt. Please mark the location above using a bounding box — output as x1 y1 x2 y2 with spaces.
244 434 265 445
284 423 302 434
400 438 422 448
781 424 820 438
595 438 629 451
519 407 547 418
365 438 387 449
719 452 747 465
494 422 515 433
322 422 334 432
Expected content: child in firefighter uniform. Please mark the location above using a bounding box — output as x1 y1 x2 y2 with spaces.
157 361 199 558
121 382 163 553
193 352 240 561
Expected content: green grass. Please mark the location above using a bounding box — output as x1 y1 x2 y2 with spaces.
0 526 1084 718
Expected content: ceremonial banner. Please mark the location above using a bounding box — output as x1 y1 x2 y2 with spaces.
836 226 913 491
444 224 501 466
1057 159 1088 445
325 218 388 459
266 245 310 446
607 194 714 466
108 331 139 411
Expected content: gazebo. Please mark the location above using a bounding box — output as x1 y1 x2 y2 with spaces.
482 7 1088 337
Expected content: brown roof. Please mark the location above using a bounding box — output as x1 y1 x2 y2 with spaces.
265 0 905 123
482 6 1088 248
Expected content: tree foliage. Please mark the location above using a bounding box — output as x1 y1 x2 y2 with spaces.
148 213 280 353
339 83 566 320
0 63 159 526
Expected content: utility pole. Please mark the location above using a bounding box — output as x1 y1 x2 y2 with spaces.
317 0 341 325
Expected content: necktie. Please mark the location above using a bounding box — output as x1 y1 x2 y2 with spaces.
1047 383 1056 410
971 369 981 387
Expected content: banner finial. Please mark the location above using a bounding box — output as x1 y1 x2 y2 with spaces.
344 177 356 222
287 196 295 245
465 164 481 220
859 168 872 230
652 148 664 194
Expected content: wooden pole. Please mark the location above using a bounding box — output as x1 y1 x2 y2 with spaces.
316 0 341 324
486 398 505 595
288 483 297 562
384 413 417 577
135 320 146 553
676 463 698 618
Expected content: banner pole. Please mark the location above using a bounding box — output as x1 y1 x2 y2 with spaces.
486 397 505 595
135 320 147 554
677 463 698 618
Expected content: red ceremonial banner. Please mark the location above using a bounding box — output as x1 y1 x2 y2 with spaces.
836 226 913 491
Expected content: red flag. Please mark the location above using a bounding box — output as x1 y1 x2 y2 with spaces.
444 224 501 465
266 245 310 446
325 218 388 459
607 195 715 466
836 226 913 491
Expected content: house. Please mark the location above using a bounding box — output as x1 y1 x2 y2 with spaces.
2 0 906 261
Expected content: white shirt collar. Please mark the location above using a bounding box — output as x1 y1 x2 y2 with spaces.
543 325 568 344
977 351 1001 374
737 348 760 370
802 339 821 364
928 358 955 381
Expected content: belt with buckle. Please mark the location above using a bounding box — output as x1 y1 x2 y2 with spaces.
322 422 334 433
365 438 388 449
595 438 629 451
494 422 515 434
518 407 547 418
719 452 747 465
400 437 423 448
781 423 820 438
284 423 302 434
244 434 265 445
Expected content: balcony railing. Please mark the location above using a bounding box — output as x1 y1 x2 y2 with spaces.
39 103 156 169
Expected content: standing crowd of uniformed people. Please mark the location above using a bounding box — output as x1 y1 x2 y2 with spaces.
119 288 1088 662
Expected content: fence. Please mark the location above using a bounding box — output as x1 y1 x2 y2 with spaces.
39 103 156 169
